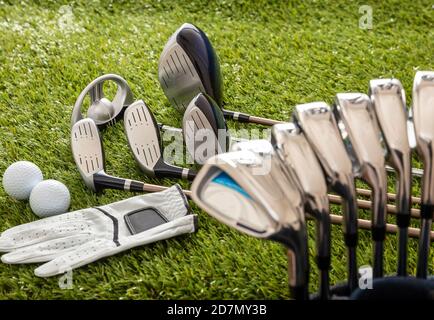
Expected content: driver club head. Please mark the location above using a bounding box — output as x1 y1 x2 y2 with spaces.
159 23 222 112
183 93 229 164
124 100 196 180
412 71 434 278
72 74 134 128
191 150 309 299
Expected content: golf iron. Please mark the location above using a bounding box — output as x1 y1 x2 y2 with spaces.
368 80 412 276
334 93 388 278
293 102 359 292
412 71 434 278
191 150 309 300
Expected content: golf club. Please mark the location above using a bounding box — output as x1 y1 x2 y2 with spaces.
71 74 135 128
124 100 196 180
190 150 309 299
368 79 412 277
412 71 434 278
334 93 388 278
270 125 332 299
293 102 358 292
232 138 330 299
158 23 281 126
183 93 230 164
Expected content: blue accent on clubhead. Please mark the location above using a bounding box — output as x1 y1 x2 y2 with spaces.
211 172 251 199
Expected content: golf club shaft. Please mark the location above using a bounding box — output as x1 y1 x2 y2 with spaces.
222 109 282 126
417 216 433 278
373 240 384 278
319 270 330 300
347 246 358 293
397 227 408 276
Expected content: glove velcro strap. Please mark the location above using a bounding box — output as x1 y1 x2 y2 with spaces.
94 207 121 247
124 207 168 235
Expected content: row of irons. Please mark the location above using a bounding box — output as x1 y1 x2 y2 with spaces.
190 71 434 300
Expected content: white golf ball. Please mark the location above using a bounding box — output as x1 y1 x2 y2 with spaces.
2 161 44 200
29 180 71 217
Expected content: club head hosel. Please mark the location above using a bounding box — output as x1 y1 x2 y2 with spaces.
388 150 412 218
305 198 331 269
155 162 197 181
363 166 388 234
93 172 131 192
332 176 358 243
419 140 434 205
271 227 309 293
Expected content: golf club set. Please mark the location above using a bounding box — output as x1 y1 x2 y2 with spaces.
1 22 433 299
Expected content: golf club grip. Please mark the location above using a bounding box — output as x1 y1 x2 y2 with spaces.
417 218 432 278
222 109 282 126
397 227 408 276
319 270 330 300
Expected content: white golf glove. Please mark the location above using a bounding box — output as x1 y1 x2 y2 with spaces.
0 185 197 277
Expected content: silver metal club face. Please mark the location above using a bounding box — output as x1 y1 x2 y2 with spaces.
334 93 388 229
124 100 196 180
413 72 434 205
71 118 105 191
191 150 308 299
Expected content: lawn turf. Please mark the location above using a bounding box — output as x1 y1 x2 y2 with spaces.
0 0 433 299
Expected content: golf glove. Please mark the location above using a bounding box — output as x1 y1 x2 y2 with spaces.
0 185 197 277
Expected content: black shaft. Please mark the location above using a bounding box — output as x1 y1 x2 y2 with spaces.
347 246 358 292
397 226 408 276
417 218 432 278
373 240 384 278
319 270 330 300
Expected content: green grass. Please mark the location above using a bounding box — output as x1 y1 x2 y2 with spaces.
0 0 433 299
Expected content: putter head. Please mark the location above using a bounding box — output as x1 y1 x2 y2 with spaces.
271 123 329 216
71 118 105 191
158 23 223 111
183 93 229 164
412 71 434 205
334 93 388 229
71 74 134 128
191 150 307 289
124 100 194 180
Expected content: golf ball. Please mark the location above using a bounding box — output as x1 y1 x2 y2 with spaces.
2 161 44 200
29 180 71 217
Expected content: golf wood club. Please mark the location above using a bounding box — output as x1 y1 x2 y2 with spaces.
334 93 388 278
124 100 196 180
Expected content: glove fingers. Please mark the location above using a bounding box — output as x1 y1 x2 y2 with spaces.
34 239 116 277
0 219 94 251
1 234 94 264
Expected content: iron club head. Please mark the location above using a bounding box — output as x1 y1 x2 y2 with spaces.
191 150 309 299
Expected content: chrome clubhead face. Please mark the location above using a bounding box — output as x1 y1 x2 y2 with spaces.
191 150 305 240
124 100 163 177
71 118 105 191
412 71 434 205
334 93 386 184
293 102 355 189
71 74 134 128
159 23 223 111
183 93 229 164
271 123 329 215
